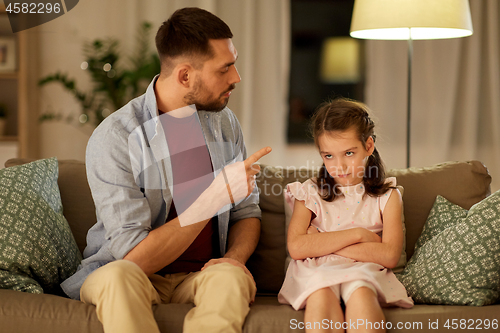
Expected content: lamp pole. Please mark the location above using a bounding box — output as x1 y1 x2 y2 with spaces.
349 0 473 169
407 34 413 168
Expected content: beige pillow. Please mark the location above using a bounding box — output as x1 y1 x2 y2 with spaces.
283 182 407 273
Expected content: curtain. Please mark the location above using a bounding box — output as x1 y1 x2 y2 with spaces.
365 0 500 192
138 0 292 166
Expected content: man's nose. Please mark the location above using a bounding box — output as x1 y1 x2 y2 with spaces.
231 66 241 84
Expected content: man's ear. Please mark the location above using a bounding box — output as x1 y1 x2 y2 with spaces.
366 136 375 156
175 63 193 88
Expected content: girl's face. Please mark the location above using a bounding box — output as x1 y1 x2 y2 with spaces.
318 127 375 187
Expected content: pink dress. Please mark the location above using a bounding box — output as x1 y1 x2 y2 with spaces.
278 178 413 310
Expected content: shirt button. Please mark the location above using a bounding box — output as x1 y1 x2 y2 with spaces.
205 115 209 119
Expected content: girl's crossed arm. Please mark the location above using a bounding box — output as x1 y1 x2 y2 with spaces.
333 189 404 268
287 199 381 260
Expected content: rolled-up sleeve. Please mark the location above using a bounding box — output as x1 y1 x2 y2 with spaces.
86 124 152 260
227 112 262 226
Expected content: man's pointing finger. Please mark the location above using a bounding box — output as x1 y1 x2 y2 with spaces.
245 147 272 167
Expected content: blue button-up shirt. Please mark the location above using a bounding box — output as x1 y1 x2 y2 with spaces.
61 76 261 300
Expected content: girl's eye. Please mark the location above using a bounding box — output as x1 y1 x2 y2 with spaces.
324 154 332 159
346 151 354 157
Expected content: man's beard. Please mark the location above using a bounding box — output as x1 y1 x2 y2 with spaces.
184 77 235 112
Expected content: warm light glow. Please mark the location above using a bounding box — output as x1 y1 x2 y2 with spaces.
350 0 473 40
320 37 360 84
101 109 111 118
351 28 473 40
79 114 88 124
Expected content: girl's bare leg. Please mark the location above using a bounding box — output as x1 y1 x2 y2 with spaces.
304 287 344 333
345 287 385 333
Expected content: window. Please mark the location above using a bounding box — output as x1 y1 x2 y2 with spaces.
288 0 364 143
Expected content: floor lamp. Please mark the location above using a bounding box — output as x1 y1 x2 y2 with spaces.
349 0 473 168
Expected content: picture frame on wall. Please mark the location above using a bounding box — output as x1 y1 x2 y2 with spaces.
0 37 16 72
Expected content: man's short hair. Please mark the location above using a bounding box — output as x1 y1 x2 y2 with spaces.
155 7 233 75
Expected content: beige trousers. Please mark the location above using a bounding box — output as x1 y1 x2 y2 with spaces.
80 260 256 333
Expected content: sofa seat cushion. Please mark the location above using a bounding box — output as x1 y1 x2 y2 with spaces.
397 192 500 306
0 158 82 294
1 289 499 333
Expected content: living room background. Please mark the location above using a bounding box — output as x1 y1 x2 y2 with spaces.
6 0 498 191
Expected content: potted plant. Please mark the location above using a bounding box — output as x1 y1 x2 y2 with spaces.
39 22 160 128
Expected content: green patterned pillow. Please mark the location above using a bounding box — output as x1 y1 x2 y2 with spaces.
0 157 82 294
397 192 500 306
414 195 469 249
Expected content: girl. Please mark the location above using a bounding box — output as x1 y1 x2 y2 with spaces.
278 99 413 333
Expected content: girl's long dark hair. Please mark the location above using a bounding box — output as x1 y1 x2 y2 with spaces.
311 98 393 202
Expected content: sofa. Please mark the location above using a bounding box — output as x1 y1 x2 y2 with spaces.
1 158 499 333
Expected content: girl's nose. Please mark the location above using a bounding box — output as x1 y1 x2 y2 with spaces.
332 161 346 176
337 159 347 171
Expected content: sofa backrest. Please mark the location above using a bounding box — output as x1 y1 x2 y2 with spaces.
4 158 492 294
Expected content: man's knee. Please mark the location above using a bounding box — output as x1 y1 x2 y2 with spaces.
200 263 254 291
204 262 245 276
83 260 148 294
81 259 159 307
190 262 255 310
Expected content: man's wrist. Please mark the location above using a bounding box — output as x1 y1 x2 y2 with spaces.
223 253 246 265
221 168 236 209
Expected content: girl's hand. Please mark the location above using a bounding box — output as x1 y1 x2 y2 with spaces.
334 190 403 268
307 225 320 234
356 227 382 243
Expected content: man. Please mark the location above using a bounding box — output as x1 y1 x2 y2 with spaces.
61 7 271 333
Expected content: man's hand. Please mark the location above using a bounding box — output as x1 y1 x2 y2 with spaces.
243 146 272 197
177 147 271 227
221 146 272 204
201 257 256 303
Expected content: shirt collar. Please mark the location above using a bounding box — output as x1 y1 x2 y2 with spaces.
145 74 160 123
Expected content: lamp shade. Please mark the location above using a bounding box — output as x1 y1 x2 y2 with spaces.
350 0 473 40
